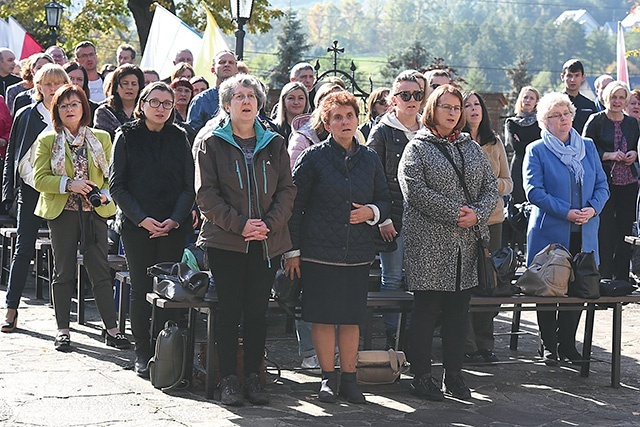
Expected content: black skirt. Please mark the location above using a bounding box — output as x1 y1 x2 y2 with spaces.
301 261 370 325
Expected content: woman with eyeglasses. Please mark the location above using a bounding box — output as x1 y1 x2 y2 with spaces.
194 74 295 406
32 84 131 351
169 78 194 123
583 82 638 284
398 85 498 401
367 71 424 350
524 92 608 365
110 81 195 378
358 87 390 140
2 64 69 334
94 64 145 139
461 91 513 364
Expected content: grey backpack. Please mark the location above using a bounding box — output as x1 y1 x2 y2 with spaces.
148 320 189 392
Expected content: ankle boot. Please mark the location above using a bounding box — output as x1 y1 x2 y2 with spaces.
339 371 366 404
318 370 337 403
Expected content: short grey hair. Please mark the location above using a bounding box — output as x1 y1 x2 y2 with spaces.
290 62 314 80
602 81 631 107
536 92 576 130
218 73 266 113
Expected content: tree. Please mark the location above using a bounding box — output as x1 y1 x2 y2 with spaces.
505 55 532 111
381 40 430 80
270 9 311 89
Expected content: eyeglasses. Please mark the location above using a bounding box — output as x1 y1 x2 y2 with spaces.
394 91 424 102
437 104 462 113
58 101 82 112
375 99 387 106
232 93 257 102
547 111 573 120
76 52 96 60
145 99 174 110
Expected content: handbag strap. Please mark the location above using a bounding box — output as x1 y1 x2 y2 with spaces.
429 141 482 240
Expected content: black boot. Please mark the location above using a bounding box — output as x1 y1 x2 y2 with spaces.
339 371 366 404
318 370 337 403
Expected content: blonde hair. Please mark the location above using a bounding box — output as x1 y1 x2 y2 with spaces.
536 92 576 130
34 64 70 102
514 86 540 115
602 81 631 107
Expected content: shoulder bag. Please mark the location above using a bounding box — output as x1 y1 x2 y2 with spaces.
356 349 408 385
517 243 573 296
568 251 600 299
430 141 497 295
148 320 189 392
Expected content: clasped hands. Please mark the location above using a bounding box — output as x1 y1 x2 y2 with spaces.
566 207 596 226
140 217 178 238
242 218 269 242
457 205 478 228
606 150 637 165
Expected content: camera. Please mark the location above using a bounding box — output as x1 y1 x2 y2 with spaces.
86 185 103 208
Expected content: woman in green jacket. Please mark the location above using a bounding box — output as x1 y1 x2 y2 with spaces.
33 84 130 352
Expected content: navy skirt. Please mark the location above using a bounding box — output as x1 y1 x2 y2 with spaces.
301 261 370 325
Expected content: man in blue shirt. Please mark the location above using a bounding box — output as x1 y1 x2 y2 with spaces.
186 50 238 135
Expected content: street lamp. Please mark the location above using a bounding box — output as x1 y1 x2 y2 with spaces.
230 0 254 61
44 1 64 47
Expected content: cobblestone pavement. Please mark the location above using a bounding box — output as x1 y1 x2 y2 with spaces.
1 280 640 426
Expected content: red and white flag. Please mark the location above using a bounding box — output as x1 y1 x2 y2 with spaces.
7 17 43 60
617 21 629 87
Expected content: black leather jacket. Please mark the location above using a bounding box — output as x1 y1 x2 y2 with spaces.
366 122 410 231
2 103 46 203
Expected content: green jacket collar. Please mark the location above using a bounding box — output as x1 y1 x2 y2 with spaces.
212 117 277 153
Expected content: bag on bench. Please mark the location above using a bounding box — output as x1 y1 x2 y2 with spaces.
149 320 189 392
148 262 208 302
356 349 407 385
517 243 573 296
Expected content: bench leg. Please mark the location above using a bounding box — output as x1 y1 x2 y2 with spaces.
185 308 196 383
362 308 374 350
117 280 130 334
611 302 623 388
206 307 216 400
1 235 9 287
77 263 85 325
35 247 44 299
510 304 522 351
581 304 595 378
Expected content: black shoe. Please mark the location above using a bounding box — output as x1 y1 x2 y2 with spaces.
243 373 269 405
1 310 18 333
220 375 244 406
339 371 366 404
538 346 558 366
463 351 485 364
54 333 72 352
318 371 337 403
103 330 131 349
410 374 444 401
134 355 150 378
558 345 584 364
478 349 499 363
443 371 471 399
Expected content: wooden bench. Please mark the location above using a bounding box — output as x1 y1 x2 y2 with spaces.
75 254 128 325
34 238 52 302
114 271 131 334
0 227 49 287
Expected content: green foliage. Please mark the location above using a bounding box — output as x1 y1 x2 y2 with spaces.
381 40 430 80
505 56 532 110
176 0 284 34
270 9 311 89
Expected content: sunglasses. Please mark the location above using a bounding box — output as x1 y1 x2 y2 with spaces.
430 83 441 90
394 91 424 102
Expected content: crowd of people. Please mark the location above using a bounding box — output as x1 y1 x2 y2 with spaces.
0 42 636 406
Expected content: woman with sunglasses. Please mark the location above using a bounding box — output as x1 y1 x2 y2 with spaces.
398 85 497 401
358 87 390 140
110 81 195 378
367 71 424 349
94 64 145 139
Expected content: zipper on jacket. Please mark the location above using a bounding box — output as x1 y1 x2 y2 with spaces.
235 160 244 190
262 160 268 194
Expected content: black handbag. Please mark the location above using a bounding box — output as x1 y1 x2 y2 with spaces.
272 265 302 305
506 196 530 235
430 141 497 295
599 279 637 297
148 262 209 301
490 246 519 296
569 251 600 299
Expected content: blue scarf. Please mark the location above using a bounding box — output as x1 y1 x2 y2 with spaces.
542 128 585 185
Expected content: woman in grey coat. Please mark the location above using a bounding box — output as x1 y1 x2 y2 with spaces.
398 85 497 401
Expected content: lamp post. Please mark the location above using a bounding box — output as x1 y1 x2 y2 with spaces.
44 1 64 47
230 0 254 61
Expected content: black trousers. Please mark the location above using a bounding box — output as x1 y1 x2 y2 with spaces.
537 232 583 353
120 220 185 356
409 288 472 377
208 242 280 378
598 182 636 280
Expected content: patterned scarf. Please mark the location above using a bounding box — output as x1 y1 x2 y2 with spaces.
542 128 585 185
430 127 460 142
512 110 537 127
51 127 110 179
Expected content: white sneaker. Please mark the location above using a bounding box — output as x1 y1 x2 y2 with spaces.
301 354 320 370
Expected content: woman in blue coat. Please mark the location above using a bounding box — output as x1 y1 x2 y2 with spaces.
523 92 609 366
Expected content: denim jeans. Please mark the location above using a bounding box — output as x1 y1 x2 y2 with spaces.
295 319 315 357
5 185 42 309
379 230 404 332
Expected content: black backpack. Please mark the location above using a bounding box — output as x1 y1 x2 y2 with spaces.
148 321 189 392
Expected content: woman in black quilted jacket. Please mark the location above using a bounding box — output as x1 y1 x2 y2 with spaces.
285 91 391 404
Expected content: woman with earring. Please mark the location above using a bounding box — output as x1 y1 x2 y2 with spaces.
110 81 195 377
33 84 130 351
359 87 391 140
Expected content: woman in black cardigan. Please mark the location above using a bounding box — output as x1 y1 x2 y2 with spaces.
110 82 195 378
583 81 638 282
